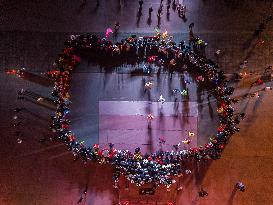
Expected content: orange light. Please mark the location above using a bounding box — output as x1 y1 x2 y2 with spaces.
188 131 195 137
162 30 168 39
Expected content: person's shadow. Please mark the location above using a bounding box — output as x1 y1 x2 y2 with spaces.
227 187 237 205
78 1 86 14
136 8 142 27
157 16 161 28
147 16 152 26
147 125 153 153
167 12 170 21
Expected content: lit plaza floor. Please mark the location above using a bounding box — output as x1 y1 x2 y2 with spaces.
0 0 273 205
69 63 215 153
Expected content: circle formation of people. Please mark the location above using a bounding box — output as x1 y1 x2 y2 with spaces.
47 31 242 187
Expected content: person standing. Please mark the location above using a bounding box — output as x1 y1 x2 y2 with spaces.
198 187 208 197
236 181 246 192
147 113 154 129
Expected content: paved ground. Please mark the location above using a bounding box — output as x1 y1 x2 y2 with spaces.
0 0 273 205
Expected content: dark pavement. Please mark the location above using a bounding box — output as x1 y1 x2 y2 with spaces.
0 0 273 204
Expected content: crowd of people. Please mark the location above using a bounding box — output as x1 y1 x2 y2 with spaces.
144 0 187 27
46 29 244 187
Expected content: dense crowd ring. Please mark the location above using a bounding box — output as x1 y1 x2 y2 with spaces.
47 32 242 187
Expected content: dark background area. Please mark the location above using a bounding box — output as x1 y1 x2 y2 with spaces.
0 0 273 204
